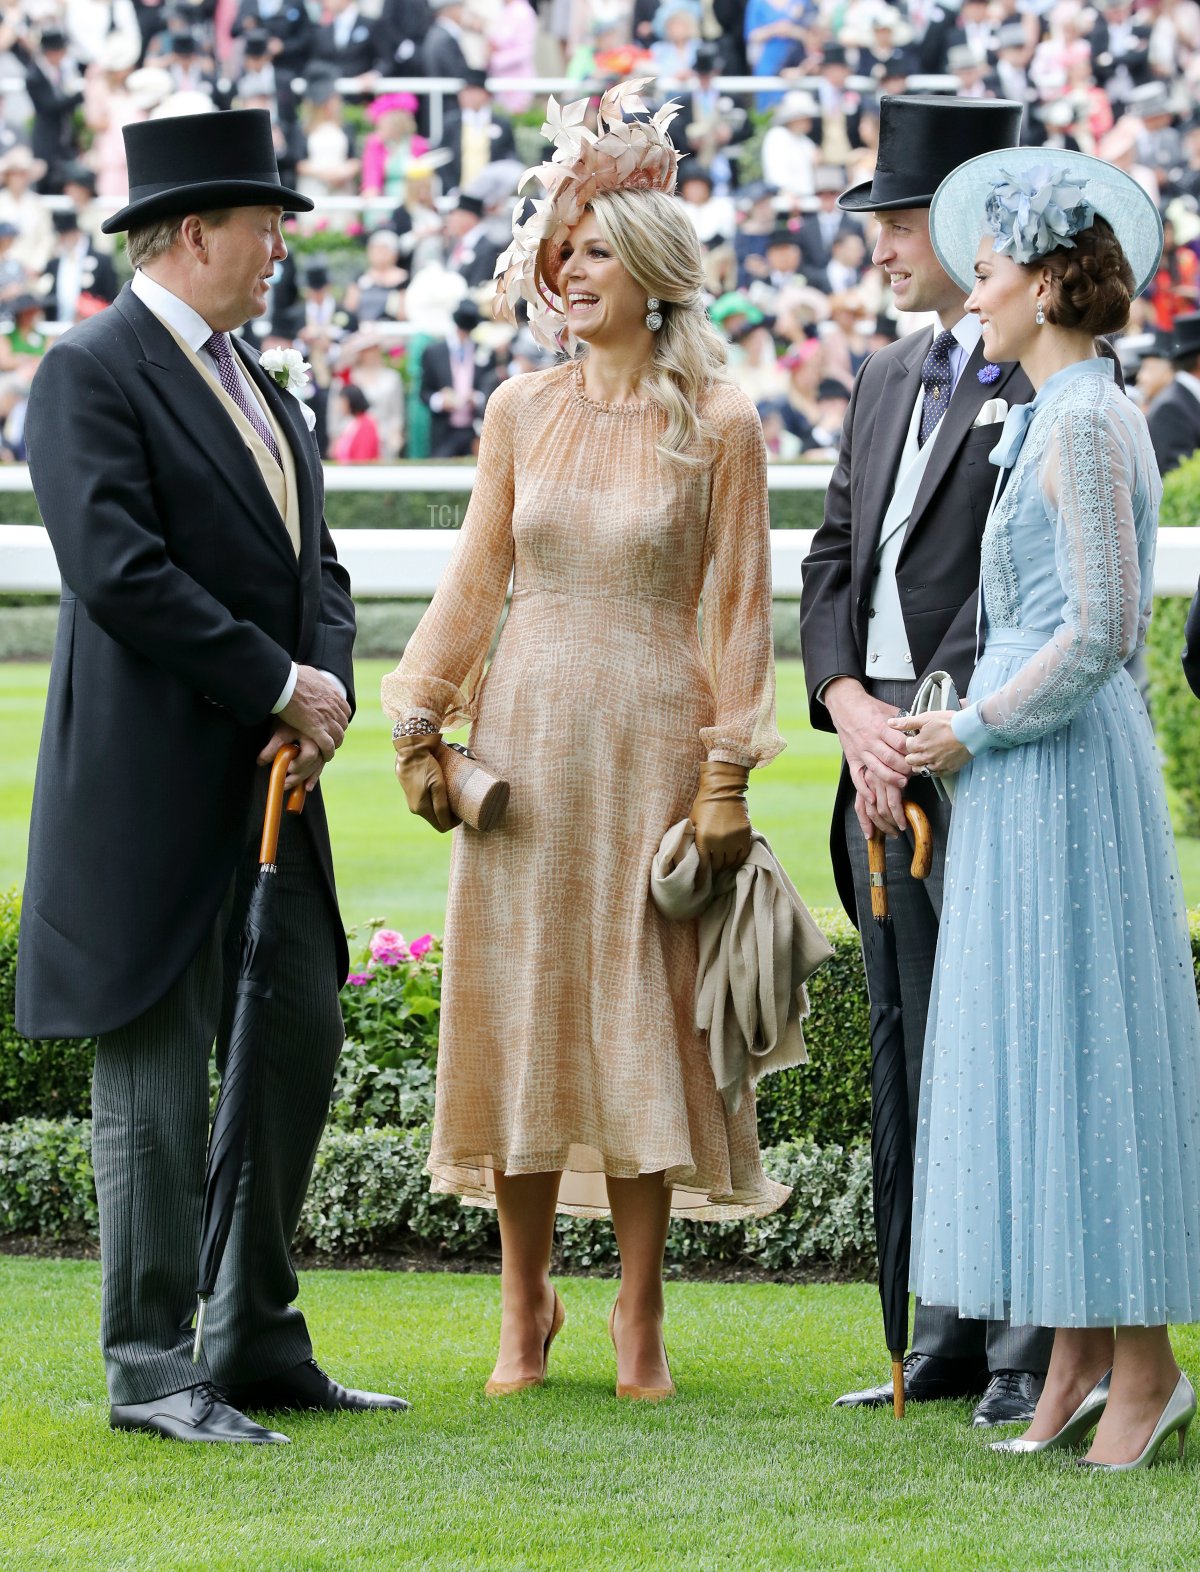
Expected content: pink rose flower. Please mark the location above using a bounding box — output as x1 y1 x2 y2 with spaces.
370 928 409 965
408 934 434 961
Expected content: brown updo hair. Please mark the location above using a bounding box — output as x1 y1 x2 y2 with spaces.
1027 214 1135 336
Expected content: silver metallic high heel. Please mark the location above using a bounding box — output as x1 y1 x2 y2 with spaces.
1077 1372 1197 1472
991 1371 1111 1454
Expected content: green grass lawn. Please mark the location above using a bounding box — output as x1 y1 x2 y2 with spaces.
3 658 1200 934
1 1261 1198 1571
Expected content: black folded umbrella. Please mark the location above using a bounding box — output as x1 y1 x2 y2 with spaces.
192 744 305 1364
864 802 932 1418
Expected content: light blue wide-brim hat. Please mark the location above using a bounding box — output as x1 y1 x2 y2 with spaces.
929 146 1164 300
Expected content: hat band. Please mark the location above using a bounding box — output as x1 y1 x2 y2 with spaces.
125 170 284 202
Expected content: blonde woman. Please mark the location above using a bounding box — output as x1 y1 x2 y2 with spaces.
382 81 786 1402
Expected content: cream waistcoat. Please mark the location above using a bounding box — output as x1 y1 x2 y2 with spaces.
157 317 302 559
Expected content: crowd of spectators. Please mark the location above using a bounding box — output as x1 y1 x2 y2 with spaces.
0 0 1198 461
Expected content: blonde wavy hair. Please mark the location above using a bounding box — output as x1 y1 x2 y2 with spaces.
537 188 730 469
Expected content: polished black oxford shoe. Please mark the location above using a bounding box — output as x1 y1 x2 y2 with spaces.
110 1382 289 1443
224 1358 411 1414
972 1369 1044 1427
834 1352 990 1408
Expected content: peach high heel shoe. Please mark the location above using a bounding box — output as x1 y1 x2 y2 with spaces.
609 1301 676 1402
484 1289 566 1396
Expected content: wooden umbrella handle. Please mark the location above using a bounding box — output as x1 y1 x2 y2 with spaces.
867 829 888 920
259 745 306 865
903 799 933 881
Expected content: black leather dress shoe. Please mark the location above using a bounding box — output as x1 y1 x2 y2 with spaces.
834 1352 990 1408
224 1358 411 1414
972 1369 1045 1427
110 1383 289 1443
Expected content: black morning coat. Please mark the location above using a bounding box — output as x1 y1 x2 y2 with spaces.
800 327 1033 924
16 284 355 1039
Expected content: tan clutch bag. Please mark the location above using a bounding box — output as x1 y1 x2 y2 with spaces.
435 741 510 832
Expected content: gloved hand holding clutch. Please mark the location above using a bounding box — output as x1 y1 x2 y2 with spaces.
393 729 459 833
688 760 752 875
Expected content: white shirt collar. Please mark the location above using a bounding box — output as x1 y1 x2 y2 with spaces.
941 312 983 357
1176 369 1200 408
131 268 220 355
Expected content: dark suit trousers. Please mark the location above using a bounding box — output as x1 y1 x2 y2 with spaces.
843 678 1052 1375
92 772 344 1405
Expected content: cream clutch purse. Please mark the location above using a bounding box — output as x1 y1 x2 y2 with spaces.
906 670 960 805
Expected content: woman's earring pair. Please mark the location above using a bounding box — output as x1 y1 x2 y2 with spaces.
645 297 663 331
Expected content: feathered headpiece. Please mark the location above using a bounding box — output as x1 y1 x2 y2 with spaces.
984 164 1096 264
492 77 683 350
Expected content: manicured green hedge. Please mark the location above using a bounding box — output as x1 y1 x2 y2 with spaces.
1147 451 1200 837
0 892 95 1123
0 1115 874 1274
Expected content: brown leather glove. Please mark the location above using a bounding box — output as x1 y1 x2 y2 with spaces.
393 732 459 833
689 760 752 876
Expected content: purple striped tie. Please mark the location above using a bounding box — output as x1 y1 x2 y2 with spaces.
202 331 282 467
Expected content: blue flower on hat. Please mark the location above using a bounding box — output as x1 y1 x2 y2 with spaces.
978 362 1001 384
984 165 1096 264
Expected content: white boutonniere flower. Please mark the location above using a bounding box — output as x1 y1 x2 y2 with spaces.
260 346 317 431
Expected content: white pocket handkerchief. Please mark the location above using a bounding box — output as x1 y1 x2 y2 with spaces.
972 397 1009 428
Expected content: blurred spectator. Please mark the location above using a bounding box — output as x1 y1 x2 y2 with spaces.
1147 312 1200 474
0 148 53 276
0 292 48 382
335 331 406 454
734 182 781 287
41 209 117 324
374 0 433 79
442 190 501 287
331 382 382 460
423 0 474 77
67 0 142 70
391 155 447 269
774 335 827 449
231 0 314 120
1132 328 1177 409
86 65 173 200
729 314 787 403
674 43 753 193
360 90 427 208
677 165 736 245
759 401 805 457
297 75 362 206
311 0 379 81
796 169 866 275
761 92 820 201
0 221 25 302
438 68 516 194
761 227 807 291
344 227 409 321
743 0 809 109
825 229 867 294
9 25 85 194
487 0 536 111
651 0 702 76
236 29 281 98
420 297 498 457
1149 216 1200 330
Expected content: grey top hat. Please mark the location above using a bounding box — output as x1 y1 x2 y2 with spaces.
1171 313 1200 362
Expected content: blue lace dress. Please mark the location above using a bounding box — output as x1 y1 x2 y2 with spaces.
911 357 1200 1328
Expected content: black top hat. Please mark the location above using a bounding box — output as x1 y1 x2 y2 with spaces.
454 191 484 218
839 94 1023 212
305 262 330 289
62 160 97 192
1171 313 1200 362
822 42 849 66
461 66 489 90
40 28 67 51
694 42 723 72
52 208 81 234
453 299 481 331
243 28 270 53
102 108 313 233
172 32 198 55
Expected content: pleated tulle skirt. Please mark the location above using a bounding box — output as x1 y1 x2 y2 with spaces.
911 634 1200 1327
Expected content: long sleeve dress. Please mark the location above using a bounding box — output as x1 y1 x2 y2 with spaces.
911 357 1200 1328
382 360 789 1219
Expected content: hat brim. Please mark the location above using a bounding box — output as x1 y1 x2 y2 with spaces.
928 147 1164 299
838 179 934 212
101 179 315 234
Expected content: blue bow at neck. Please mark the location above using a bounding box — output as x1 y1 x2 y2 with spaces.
989 400 1037 470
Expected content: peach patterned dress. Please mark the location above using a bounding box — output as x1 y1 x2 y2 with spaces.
382 359 789 1219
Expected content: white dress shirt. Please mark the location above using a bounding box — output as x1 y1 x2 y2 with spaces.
130 268 345 715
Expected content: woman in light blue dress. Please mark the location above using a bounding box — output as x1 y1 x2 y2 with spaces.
899 149 1200 1470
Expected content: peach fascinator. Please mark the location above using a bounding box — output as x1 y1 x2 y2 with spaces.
492 77 683 350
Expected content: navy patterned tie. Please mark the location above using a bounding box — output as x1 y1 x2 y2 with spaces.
202 331 282 468
918 329 957 447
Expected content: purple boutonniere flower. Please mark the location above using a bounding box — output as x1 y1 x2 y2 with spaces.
978 363 1001 384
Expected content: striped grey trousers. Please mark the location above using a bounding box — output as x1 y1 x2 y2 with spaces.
843 678 1052 1374
92 775 344 1405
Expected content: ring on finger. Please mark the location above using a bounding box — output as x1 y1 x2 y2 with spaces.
919 764 933 778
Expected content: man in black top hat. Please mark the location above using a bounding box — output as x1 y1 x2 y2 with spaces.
309 0 378 80
17 108 409 1443
40 208 118 323
673 44 753 193
8 25 83 193
801 94 1055 1425
1147 312 1200 475
443 188 503 287
420 296 498 456
437 68 517 196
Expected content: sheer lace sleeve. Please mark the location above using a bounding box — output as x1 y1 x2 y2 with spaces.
953 400 1143 757
381 381 517 730
699 393 786 769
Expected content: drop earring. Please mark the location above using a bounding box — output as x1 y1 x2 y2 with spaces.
1035 303 1045 326
645 297 663 331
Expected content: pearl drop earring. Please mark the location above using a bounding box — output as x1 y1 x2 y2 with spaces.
1035 303 1045 326
645 297 663 331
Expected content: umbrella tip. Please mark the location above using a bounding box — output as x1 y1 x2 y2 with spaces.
192 1297 209 1365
